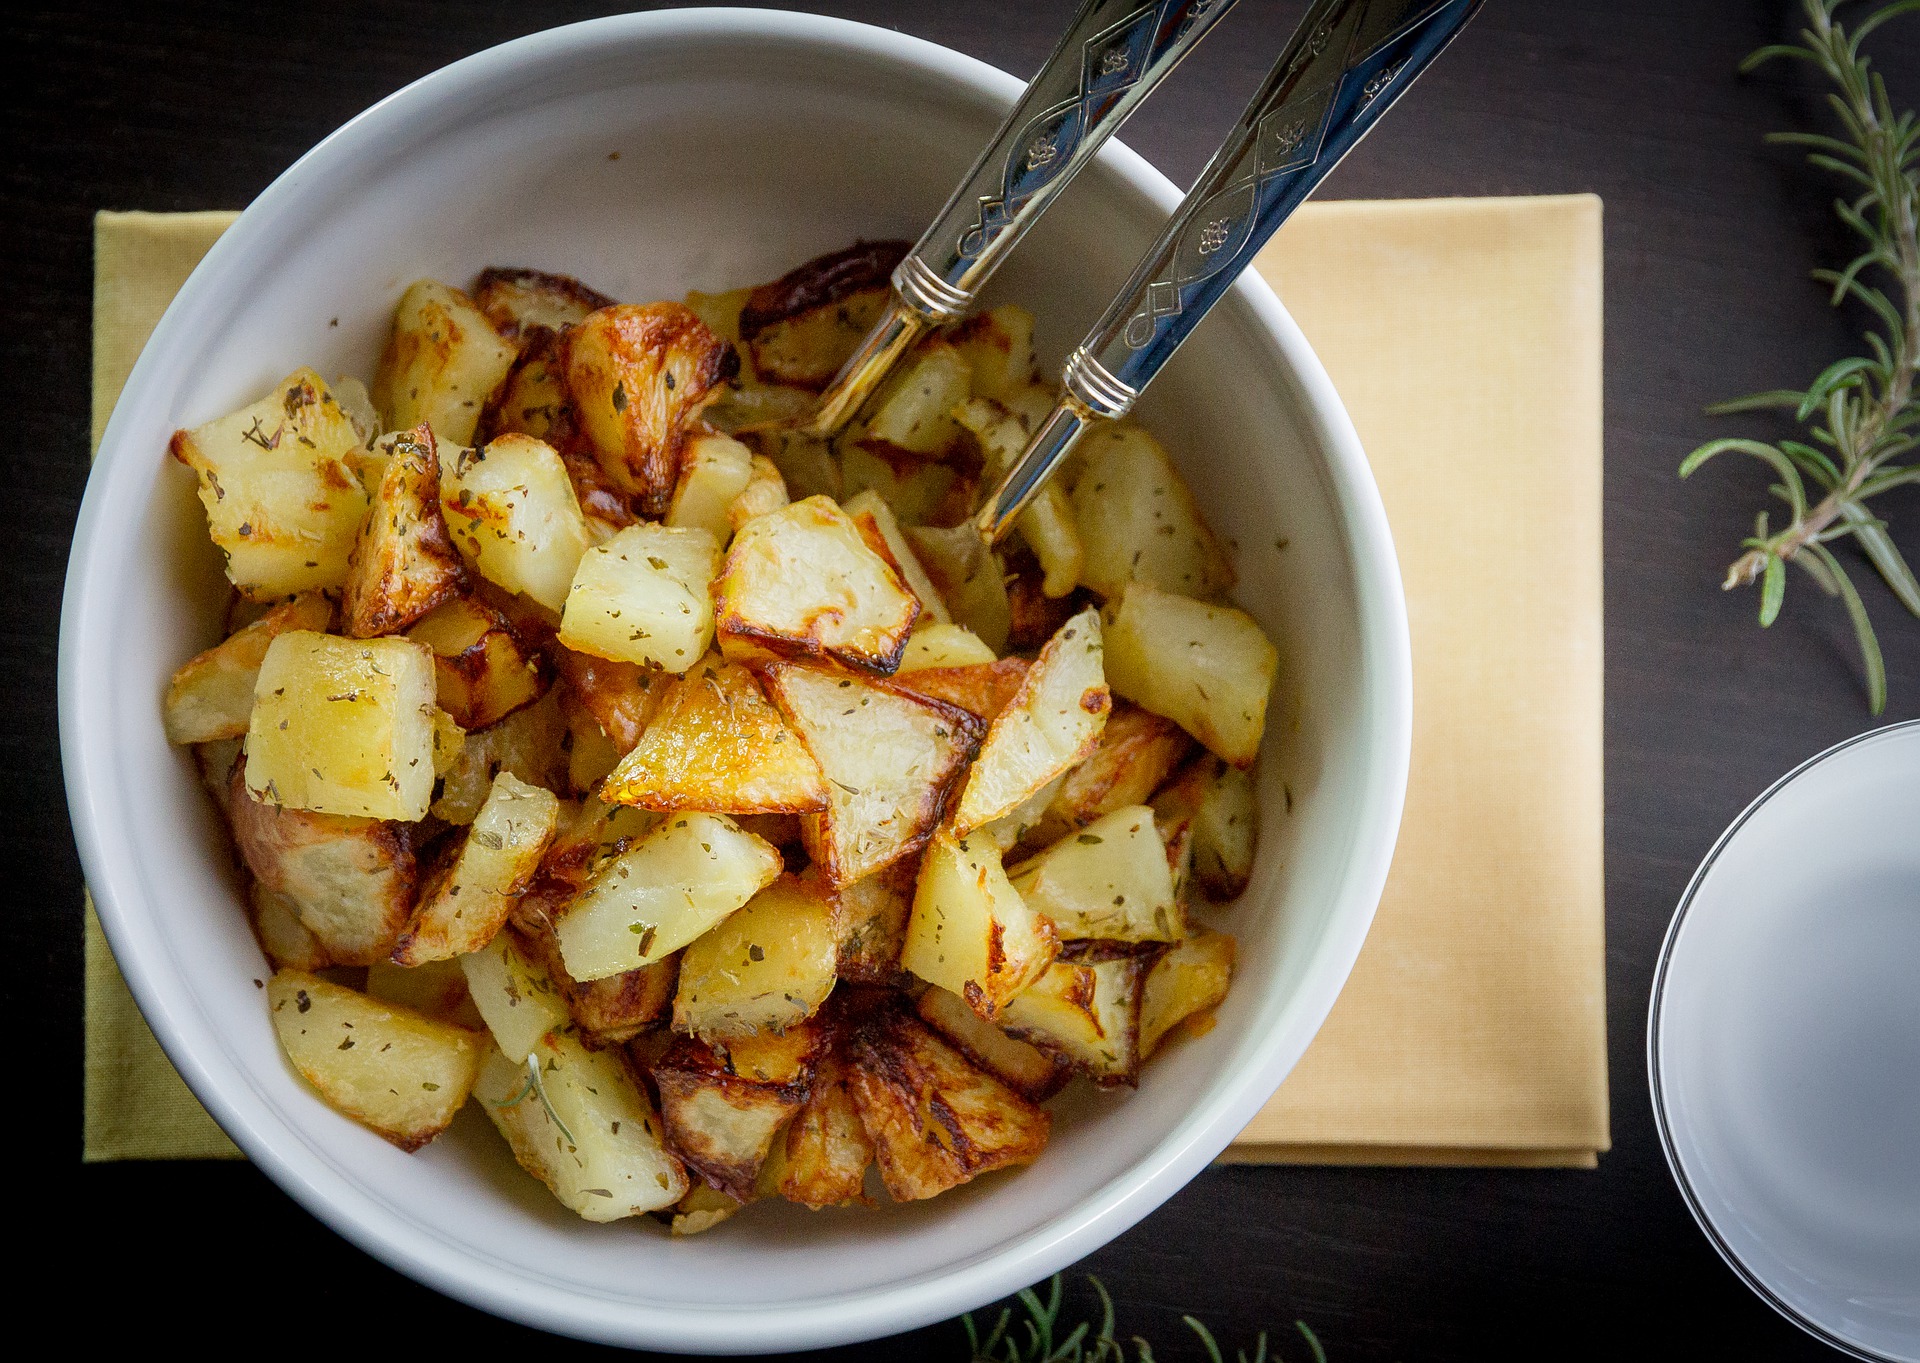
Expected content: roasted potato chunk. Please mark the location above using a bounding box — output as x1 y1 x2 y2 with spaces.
850 338 970 457
834 860 915 984
558 522 719 672
1070 423 1234 601
902 831 1057 1018
515 918 677 1046
666 431 755 543
1000 947 1150 1087
1152 754 1259 901
475 1032 688 1220
951 608 1109 836
892 657 1030 723
907 524 1011 654
554 812 782 982
544 644 666 757
844 1003 1050 1201
761 662 981 887
777 1051 874 1208
1103 584 1278 767
1044 701 1194 835
169 368 370 599
1139 928 1236 1057
715 495 920 674
1008 805 1182 944
163 591 332 744
898 622 996 672
249 881 332 972
915 983 1066 1102
952 396 1082 598
842 489 949 625
430 687 569 824
945 304 1036 401
675 874 838 1039
735 239 905 391
340 425 467 637
243 631 440 821
471 266 615 338
600 654 825 815
440 434 592 613
568 301 736 514
268 970 480 1151
406 596 549 731
726 451 791 532
391 773 560 965
373 280 518 446
652 1034 812 1199
458 925 571 1062
228 761 416 965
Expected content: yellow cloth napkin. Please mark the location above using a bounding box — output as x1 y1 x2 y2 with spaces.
82 197 1608 1167
1236 195 1608 1167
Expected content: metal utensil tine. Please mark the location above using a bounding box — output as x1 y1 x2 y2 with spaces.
802 0 1241 439
978 0 1485 543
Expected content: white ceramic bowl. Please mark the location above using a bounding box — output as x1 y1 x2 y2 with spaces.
62 8 1410 1353
1650 721 1920 1363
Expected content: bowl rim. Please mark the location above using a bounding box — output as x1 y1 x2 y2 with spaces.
61 6 1412 1352
1646 718 1920 1363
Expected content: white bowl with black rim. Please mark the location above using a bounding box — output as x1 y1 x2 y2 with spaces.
61 8 1411 1352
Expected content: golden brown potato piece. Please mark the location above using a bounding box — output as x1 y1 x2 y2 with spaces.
249 881 333 972
651 1034 813 1200
778 1051 874 1208
735 240 907 391
668 1181 749 1236
440 434 592 613
429 688 570 825
474 1031 688 1220
714 495 921 675
834 859 915 984
891 658 1029 724
390 773 560 965
163 592 333 744
761 662 981 887
545 643 668 756
267 970 481 1151
341 425 468 638
1000 945 1152 1087
726 452 791 532
674 874 838 1039
228 760 416 966
914 983 1066 1102
844 1002 1050 1201
406 596 550 731
906 524 1012 655
170 368 370 599
373 280 519 447
1008 805 1183 944
1103 584 1278 767
950 608 1109 836
242 631 441 822
902 831 1058 1019
513 915 678 1047
1139 928 1236 1058
945 304 1036 402
600 654 825 815
365 955 486 1030
567 302 737 515
471 266 616 339
1044 701 1194 835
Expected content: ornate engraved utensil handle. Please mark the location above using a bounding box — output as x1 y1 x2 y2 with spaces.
805 0 1238 437
979 0 1484 542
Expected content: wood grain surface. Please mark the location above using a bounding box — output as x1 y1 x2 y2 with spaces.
10 2 1917 1358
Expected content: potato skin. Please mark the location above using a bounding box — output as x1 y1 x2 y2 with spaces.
341 425 468 638
567 302 737 515
736 240 908 392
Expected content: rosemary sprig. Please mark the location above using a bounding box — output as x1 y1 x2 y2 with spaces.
1681 0 1920 714
961 1274 1324 1363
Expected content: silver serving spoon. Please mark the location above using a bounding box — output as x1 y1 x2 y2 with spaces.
803 0 1242 438
977 0 1484 542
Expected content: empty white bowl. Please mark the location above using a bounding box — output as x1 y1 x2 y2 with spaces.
61 8 1410 1353
1651 721 1920 1363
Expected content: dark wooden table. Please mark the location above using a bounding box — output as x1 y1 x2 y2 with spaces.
11 2 1917 1358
